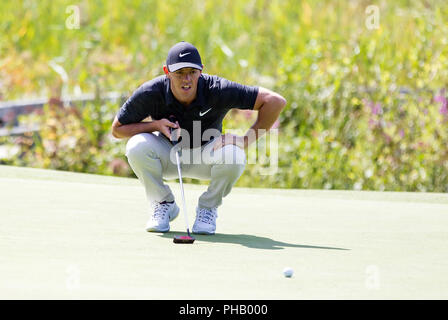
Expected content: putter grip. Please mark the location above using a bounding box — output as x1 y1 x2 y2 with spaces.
168 115 177 145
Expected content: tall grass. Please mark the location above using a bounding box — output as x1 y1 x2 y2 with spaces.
1 0 447 191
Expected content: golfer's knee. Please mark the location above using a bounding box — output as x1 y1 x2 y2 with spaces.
216 146 246 178
125 133 158 160
221 145 247 166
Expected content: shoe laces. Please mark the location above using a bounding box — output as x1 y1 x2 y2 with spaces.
152 202 171 220
197 207 217 224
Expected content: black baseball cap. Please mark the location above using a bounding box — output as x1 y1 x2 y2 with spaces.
166 41 203 72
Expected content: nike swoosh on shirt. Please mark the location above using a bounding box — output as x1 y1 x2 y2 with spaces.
199 108 212 116
179 52 191 58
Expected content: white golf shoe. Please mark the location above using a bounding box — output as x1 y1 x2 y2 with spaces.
192 206 218 235
145 201 179 232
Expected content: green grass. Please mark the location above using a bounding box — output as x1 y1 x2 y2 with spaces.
1 165 448 299
1 1 448 191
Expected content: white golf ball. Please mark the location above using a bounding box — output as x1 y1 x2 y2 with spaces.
283 267 294 278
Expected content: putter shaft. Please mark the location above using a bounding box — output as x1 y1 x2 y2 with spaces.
174 148 192 237
169 116 194 243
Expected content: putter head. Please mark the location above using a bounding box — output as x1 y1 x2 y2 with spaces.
173 235 195 244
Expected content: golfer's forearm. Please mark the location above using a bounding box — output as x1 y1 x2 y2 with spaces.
244 97 286 147
112 121 159 139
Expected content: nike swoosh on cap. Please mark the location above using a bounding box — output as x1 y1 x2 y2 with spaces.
179 52 191 57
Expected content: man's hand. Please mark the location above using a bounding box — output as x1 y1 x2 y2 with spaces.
213 133 247 151
156 118 179 140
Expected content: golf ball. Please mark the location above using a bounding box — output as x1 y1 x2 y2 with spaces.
283 267 294 278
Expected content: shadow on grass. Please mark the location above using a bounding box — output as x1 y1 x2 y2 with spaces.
159 232 349 251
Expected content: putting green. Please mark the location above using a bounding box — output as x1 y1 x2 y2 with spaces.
1 165 447 299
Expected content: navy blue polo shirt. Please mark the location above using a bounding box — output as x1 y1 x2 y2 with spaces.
117 73 259 148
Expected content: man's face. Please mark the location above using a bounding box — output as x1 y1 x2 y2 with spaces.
166 67 202 106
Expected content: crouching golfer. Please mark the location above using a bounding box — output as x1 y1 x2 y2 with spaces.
112 41 286 235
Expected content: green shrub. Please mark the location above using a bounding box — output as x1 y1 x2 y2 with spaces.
1 0 447 191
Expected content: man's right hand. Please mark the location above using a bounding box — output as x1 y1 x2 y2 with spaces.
156 118 179 140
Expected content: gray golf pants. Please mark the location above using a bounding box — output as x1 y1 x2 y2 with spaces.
125 132 247 209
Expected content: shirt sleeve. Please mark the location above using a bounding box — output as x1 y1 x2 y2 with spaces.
211 77 259 110
117 85 158 125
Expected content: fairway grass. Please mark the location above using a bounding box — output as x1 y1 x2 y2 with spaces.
1 165 447 299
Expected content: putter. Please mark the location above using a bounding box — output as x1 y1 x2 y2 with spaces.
169 115 195 244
